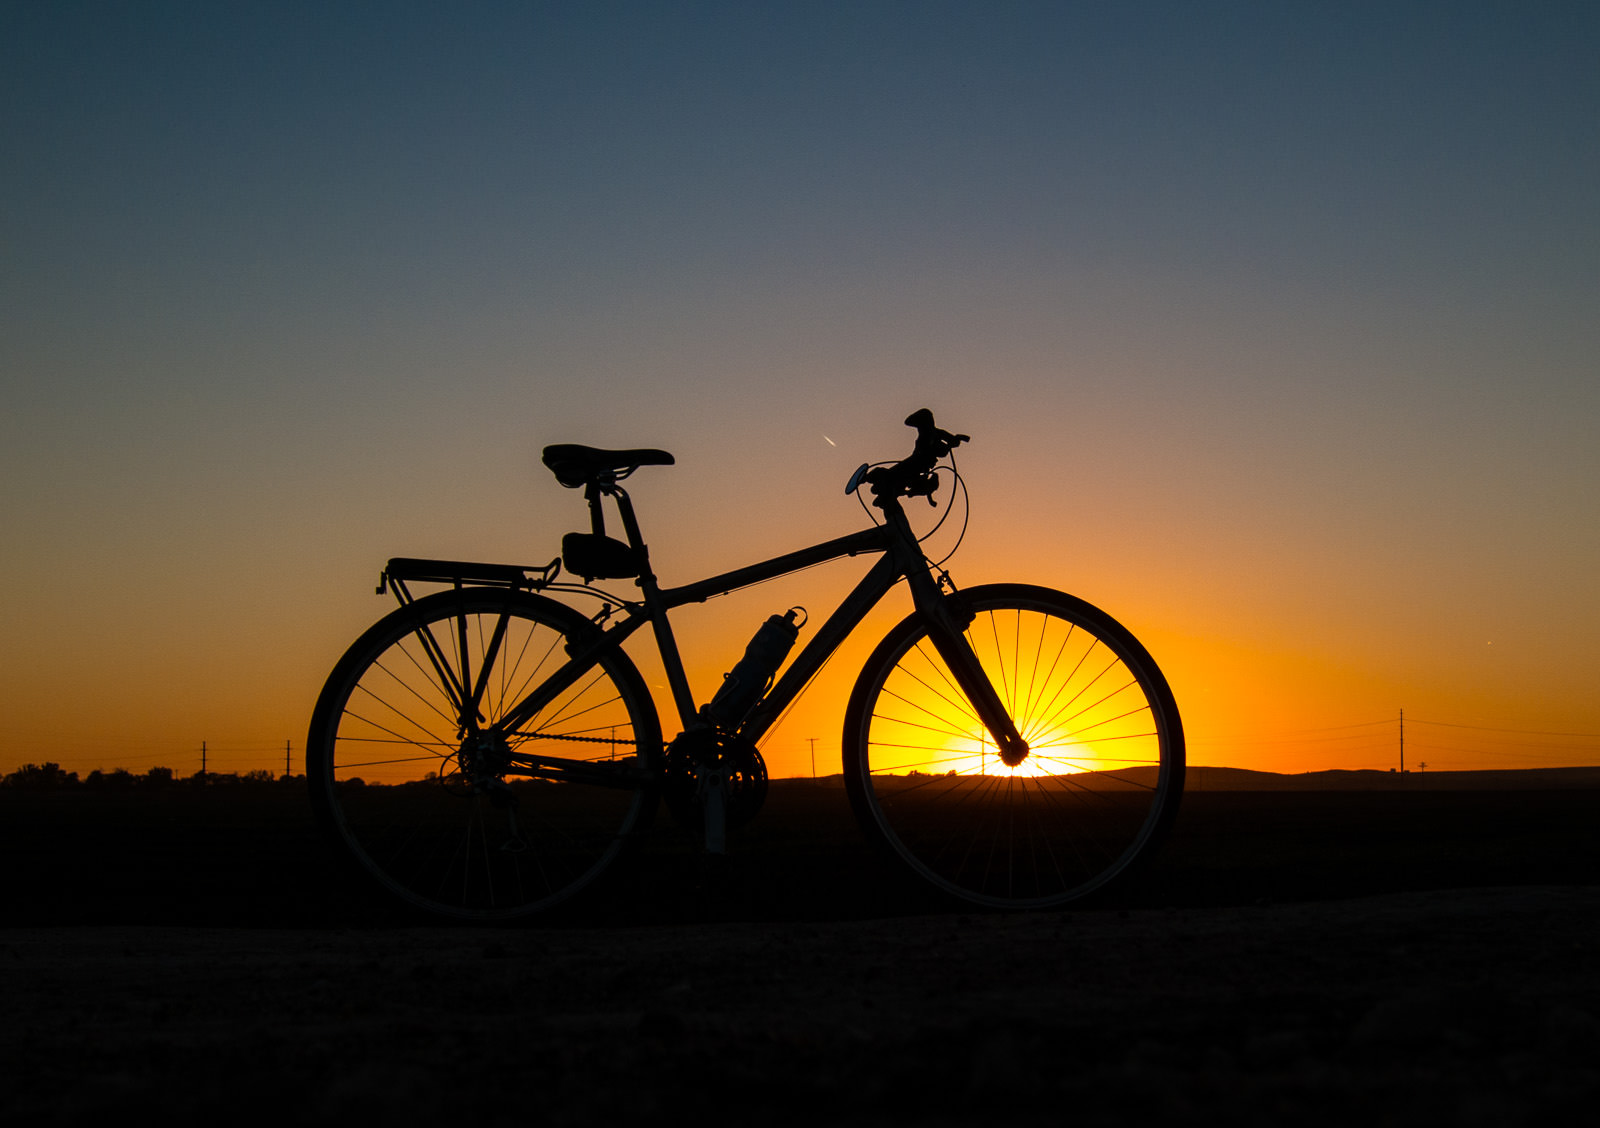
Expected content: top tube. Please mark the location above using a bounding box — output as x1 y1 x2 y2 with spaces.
658 526 893 610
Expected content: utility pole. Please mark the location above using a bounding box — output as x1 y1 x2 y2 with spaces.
1399 708 1405 774
201 740 207 778
807 737 817 781
285 739 292 778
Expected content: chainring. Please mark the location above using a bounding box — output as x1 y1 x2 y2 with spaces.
662 728 769 833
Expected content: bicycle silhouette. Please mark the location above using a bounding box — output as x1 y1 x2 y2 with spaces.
308 410 1185 920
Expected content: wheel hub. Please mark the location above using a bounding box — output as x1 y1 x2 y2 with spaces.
457 729 514 788
998 737 1029 768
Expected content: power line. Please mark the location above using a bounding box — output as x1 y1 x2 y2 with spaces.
1408 719 1600 738
1187 708 1600 773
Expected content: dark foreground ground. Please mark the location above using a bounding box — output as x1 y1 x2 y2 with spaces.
2 780 1597 1125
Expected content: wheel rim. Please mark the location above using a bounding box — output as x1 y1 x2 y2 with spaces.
856 593 1179 908
314 594 655 919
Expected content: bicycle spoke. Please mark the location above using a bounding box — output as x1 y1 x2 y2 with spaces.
309 590 659 920
846 585 1182 908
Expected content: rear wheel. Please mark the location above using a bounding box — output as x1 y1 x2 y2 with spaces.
307 589 660 921
843 584 1183 909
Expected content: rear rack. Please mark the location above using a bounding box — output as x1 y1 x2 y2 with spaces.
378 556 561 598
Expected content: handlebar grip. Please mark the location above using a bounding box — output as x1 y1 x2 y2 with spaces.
904 408 969 453
864 409 970 502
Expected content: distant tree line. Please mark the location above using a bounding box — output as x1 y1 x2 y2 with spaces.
0 762 302 789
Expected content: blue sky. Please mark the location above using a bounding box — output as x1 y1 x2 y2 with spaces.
3 2 1597 774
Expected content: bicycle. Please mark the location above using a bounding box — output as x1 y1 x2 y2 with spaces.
307 409 1185 920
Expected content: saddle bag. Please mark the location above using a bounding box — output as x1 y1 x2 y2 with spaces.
562 532 642 581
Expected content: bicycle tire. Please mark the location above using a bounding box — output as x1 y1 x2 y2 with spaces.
842 583 1184 909
307 588 661 921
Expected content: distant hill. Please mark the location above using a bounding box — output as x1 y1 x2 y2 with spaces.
1185 765 1600 791
787 766 1600 791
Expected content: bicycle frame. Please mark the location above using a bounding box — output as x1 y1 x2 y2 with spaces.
381 481 1025 787
313 410 1184 915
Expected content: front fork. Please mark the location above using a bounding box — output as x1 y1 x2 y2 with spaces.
894 524 1029 768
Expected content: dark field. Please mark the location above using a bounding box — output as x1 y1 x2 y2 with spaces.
3 778 1598 1124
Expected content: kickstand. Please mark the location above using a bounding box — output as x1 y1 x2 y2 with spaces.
701 774 728 855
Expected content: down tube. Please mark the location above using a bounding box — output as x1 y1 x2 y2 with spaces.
738 551 905 744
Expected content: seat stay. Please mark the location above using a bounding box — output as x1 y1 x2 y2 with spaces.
494 609 653 737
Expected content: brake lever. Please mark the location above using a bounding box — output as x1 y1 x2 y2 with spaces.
906 471 940 506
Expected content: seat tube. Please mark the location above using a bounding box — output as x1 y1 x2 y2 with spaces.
611 487 699 728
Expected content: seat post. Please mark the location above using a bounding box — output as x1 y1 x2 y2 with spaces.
584 482 608 537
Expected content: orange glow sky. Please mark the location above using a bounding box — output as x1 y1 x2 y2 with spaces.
3 3 1597 779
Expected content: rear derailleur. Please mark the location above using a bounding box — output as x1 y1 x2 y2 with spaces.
447 729 528 853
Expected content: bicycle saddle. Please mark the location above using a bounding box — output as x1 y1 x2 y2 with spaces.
541 444 675 488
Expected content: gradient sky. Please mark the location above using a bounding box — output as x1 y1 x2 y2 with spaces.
4 1 1597 778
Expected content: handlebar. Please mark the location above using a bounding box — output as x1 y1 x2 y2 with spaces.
856 409 969 505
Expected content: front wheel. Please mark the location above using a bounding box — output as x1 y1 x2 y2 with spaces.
307 588 662 921
843 584 1184 909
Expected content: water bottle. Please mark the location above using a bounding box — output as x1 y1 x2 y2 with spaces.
705 608 803 726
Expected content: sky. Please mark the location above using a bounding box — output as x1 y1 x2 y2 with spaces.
3 1 1597 778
